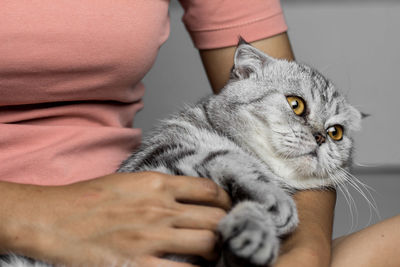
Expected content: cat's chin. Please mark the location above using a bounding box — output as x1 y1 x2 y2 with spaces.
249 144 333 189
267 154 334 189
246 139 333 189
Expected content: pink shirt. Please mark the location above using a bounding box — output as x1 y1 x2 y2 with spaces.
0 0 287 185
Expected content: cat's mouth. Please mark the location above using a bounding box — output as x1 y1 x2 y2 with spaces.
306 150 318 157
281 149 318 160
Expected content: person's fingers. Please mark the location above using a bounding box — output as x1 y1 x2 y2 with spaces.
167 175 231 211
172 203 226 230
140 256 200 267
156 229 219 261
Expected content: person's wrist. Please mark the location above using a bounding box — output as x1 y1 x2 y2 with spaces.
277 230 331 267
0 182 55 258
294 246 330 266
275 245 330 267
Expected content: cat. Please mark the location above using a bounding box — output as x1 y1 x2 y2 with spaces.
1 38 363 267
116 38 363 266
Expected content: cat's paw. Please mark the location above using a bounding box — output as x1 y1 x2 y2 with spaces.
264 189 299 236
219 212 278 266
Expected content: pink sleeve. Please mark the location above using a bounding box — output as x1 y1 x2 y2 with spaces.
178 0 288 50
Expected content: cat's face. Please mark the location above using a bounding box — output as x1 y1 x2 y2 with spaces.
215 41 362 189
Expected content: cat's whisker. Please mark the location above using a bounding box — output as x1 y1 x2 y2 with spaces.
343 168 378 194
327 170 357 232
338 184 357 233
343 183 359 232
334 168 380 228
346 180 375 226
338 168 380 221
282 115 299 140
353 162 381 168
270 129 292 135
274 147 298 161
338 168 378 207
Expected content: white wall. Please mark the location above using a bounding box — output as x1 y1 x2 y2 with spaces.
283 2 400 167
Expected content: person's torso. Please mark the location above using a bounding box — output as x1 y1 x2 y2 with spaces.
0 0 171 185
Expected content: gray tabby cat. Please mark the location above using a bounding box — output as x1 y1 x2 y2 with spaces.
117 39 363 266
1 39 362 267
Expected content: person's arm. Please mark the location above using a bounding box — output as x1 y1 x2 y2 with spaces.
199 32 335 267
200 33 294 94
0 172 231 266
275 190 336 267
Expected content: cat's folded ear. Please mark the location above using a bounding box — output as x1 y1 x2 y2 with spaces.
230 36 276 81
347 106 369 131
361 112 370 119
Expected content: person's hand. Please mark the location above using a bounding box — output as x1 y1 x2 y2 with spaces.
4 172 231 267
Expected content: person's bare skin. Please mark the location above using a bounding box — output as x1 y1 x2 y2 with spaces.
331 215 400 267
0 172 231 266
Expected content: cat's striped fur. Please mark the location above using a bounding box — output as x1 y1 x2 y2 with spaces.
3 39 362 267
116 39 362 266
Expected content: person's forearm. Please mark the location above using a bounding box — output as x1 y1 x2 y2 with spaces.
200 32 294 93
0 181 41 254
0 173 233 265
276 190 336 267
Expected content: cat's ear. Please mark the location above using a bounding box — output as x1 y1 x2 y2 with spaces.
361 112 370 119
347 106 365 131
230 37 276 80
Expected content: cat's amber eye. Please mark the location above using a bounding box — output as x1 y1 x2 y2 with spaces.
327 125 344 141
286 96 306 116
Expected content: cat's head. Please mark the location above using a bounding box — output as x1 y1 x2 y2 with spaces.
209 40 363 189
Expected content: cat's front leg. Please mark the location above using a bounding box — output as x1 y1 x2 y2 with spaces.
249 180 299 237
218 201 279 267
217 182 298 267
194 151 298 266
196 151 299 236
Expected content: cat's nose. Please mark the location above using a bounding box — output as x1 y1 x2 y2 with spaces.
313 133 326 146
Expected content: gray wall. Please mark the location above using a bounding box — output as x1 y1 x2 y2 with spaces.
136 1 400 238
283 2 400 167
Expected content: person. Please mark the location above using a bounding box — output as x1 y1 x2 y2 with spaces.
0 1 399 266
